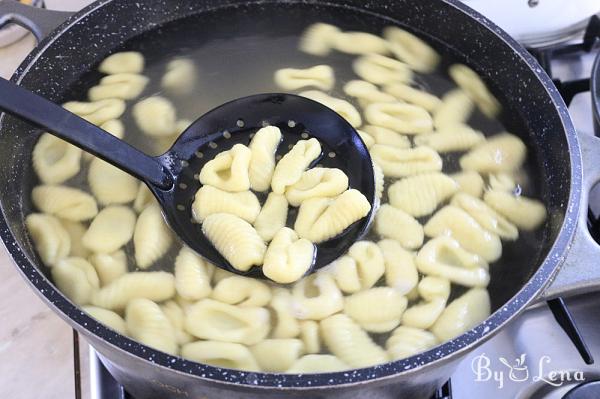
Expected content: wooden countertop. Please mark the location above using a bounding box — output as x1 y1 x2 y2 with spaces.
0 1 94 397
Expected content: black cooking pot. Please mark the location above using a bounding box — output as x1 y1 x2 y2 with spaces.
1 1 600 398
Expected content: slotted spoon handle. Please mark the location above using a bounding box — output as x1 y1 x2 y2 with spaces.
0 77 173 189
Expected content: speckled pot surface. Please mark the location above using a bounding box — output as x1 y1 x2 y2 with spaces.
0 0 580 398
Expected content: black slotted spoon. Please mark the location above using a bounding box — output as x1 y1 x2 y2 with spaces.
0 77 376 279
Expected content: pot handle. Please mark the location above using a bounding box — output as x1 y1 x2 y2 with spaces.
540 132 600 300
0 0 73 42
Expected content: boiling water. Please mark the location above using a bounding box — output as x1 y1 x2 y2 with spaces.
54 4 547 350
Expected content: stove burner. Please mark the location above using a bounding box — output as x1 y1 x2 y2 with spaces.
564 381 600 399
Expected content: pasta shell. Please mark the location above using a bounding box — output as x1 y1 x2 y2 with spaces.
270 288 301 339
365 103 433 134
32 134 82 184
460 134 526 173
248 126 282 191
160 301 194 345
25 213 71 266
275 65 334 91
63 99 126 125
192 185 260 223
285 167 348 207
202 213 266 272
362 125 411 148
82 306 128 335
343 80 396 106
88 73 149 101
181 341 260 371
82 206 136 254
59 219 90 258
431 288 491 341
414 124 485 153
299 320 320 354
370 145 442 178
250 339 305 372
184 299 270 345
88 158 138 205
286 354 349 373
271 138 322 194
386 326 438 360
298 91 362 127
378 239 418 294
212 276 272 307
320 314 389 368
89 250 128 286
344 287 407 333
132 96 176 137
383 83 441 112
374 204 424 250
99 51 144 74
254 193 289 242
126 298 178 355
353 54 412 85
424 205 502 262
416 236 490 287
452 192 519 240
32 184 98 221
388 173 458 217
401 276 450 329
161 58 197 95
174 246 213 301
91 271 176 310
263 227 315 284
333 31 389 55
134 203 172 269
383 27 440 73
484 190 546 231
433 89 474 129
52 257 100 305
291 273 344 320
299 22 341 56
294 189 371 243
199 144 252 192
451 171 484 198
449 64 501 118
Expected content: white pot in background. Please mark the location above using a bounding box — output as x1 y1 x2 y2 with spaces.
461 0 600 46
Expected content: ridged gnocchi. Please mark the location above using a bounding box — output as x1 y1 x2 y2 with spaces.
433 89 474 129
285 167 348 207
89 250 128 286
294 189 371 243
343 80 396 107
26 214 71 266
99 51 144 74
263 227 315 284
192 185 260 223
416 236 490 287
271 138 321 194
460 134 526 173
365 102 433 135
211 276 272 307
431 288 491 341
484 190 547 230
88 73 148 101
353 54 412 85
88 158 138 205
388 173 458 217
199 144 252 192
374 204 424 249
253 193 289 242
449 64 500 118
126 298 178 355
63 99 126 125
132 96 176 137
82 206 136 254
92 271 175 310
202 213 266 272
386 326 438 360
133 204 172 269
414 124 485 153
275 65 334 91
369 145 442 178
32 185 97 221
32 134 82 184
401 276 451 329
248 126 282 192
378 239 419 294
174 246 213 301
182 341 260 371
383 26 440 73
161 58 197 95
52 257 100 305
344 287 407 333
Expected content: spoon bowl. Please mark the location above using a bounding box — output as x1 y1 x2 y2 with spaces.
0 79 375 279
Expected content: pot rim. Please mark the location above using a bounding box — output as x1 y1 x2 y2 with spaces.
0 0 582 389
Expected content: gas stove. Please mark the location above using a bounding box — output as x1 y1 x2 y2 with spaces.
77 14 600 399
